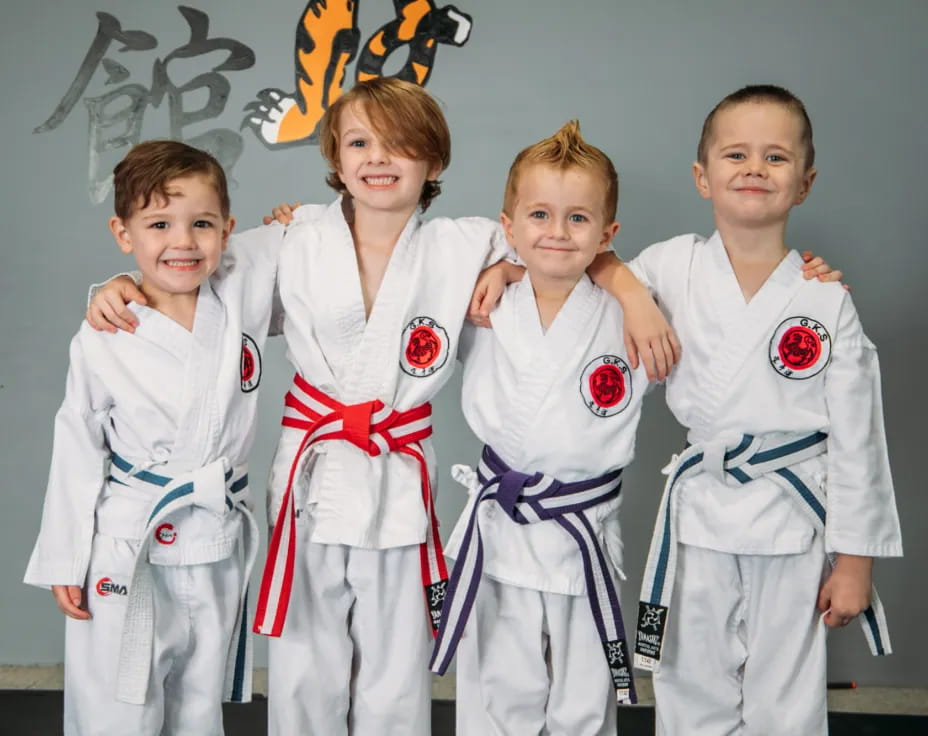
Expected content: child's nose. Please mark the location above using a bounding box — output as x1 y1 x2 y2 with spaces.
367 141 389 164
746 155 768 176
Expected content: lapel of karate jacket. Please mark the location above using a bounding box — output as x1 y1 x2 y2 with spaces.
492 275 603 466
691 233 807 430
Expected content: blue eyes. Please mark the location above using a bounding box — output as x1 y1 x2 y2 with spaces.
725 152 787 163
348 139 366 148
528 211 588 223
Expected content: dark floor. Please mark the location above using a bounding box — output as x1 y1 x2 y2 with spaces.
1 691 925 735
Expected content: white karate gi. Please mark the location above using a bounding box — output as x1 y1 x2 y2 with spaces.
263 198 510 736
443 274 648 736
628 232 903 736
24 225 282 736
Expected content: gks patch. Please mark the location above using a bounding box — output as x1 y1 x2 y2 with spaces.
580 355 632 417
769 316 831 379
400 316 449 377
241 333 262 392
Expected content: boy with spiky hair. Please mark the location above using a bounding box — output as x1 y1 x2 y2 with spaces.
25 140 281 734
629 85 902 734
430 121 647 735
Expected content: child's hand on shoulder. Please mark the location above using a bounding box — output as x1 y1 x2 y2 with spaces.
87 276 146 333
801 251 848 290
52 584 91 621
817 554 873 627
467 261 525 328
262 202 302 226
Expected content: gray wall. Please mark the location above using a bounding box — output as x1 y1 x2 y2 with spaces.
1 0 925 690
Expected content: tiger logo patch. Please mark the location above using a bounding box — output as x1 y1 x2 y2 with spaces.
400 316 449 377
241 333 262 392
769 316 831 379
580 355 632 417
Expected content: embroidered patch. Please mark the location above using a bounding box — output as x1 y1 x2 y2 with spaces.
580 355 632 417
400 316 450 377
94 577 128 597
241 333 262 392
155 523 176 545
769 316 831 379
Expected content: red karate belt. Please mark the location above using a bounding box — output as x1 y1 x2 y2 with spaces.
253 373 448 637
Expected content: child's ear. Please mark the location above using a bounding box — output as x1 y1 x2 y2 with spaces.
499 211 515 245
692 161 711 200
221 216 236 251
426 161 443 182
599 221 620 252
109 216 133 255
796 167 817 205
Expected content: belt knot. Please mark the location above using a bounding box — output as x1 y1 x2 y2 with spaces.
495 469 546 519
340 400 379 452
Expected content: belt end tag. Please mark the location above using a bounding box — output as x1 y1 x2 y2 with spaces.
634 601 668 671
425 580 447 635
603 638 635 703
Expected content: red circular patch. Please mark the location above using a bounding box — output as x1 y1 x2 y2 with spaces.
405 326 441 369
155 523 176 545
95 578 111 596
778 326 821 370
242 347 255 382
589 365 626 408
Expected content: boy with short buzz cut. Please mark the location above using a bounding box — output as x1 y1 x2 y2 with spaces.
430 121 647 736
24 140 282 735
627 84 903 734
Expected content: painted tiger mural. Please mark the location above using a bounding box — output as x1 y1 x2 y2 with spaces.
244 0 472 148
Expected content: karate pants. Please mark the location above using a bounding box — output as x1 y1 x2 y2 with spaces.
64 533 243 736
267 532 432 736
455 576 617 736
653 542 828 736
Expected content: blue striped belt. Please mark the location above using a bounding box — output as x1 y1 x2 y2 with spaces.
107 453 258 705
635 431 892 671
430 445 636 703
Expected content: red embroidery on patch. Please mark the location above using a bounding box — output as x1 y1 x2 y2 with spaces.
589 364 626 408
778 326 821 370
242 346 255 382
406 326 441 369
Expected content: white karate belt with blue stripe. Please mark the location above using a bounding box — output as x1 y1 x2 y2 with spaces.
108 453 259 705
635 431 892 671
429 445 636 704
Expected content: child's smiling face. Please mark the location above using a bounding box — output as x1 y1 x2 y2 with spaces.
694 101 816 231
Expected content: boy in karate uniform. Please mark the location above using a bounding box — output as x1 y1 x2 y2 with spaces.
25 141 281 735
430 121 647 736
628 85 903 735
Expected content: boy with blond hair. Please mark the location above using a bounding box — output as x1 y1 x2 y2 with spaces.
429 121 647 736
628 85 903 734
25 140 281 734
88 78 678 735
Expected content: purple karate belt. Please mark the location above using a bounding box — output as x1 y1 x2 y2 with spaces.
429 445 636 703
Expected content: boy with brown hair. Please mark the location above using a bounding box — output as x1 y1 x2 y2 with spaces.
428 120 647 735
629 85 903 734
25 140 282 734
